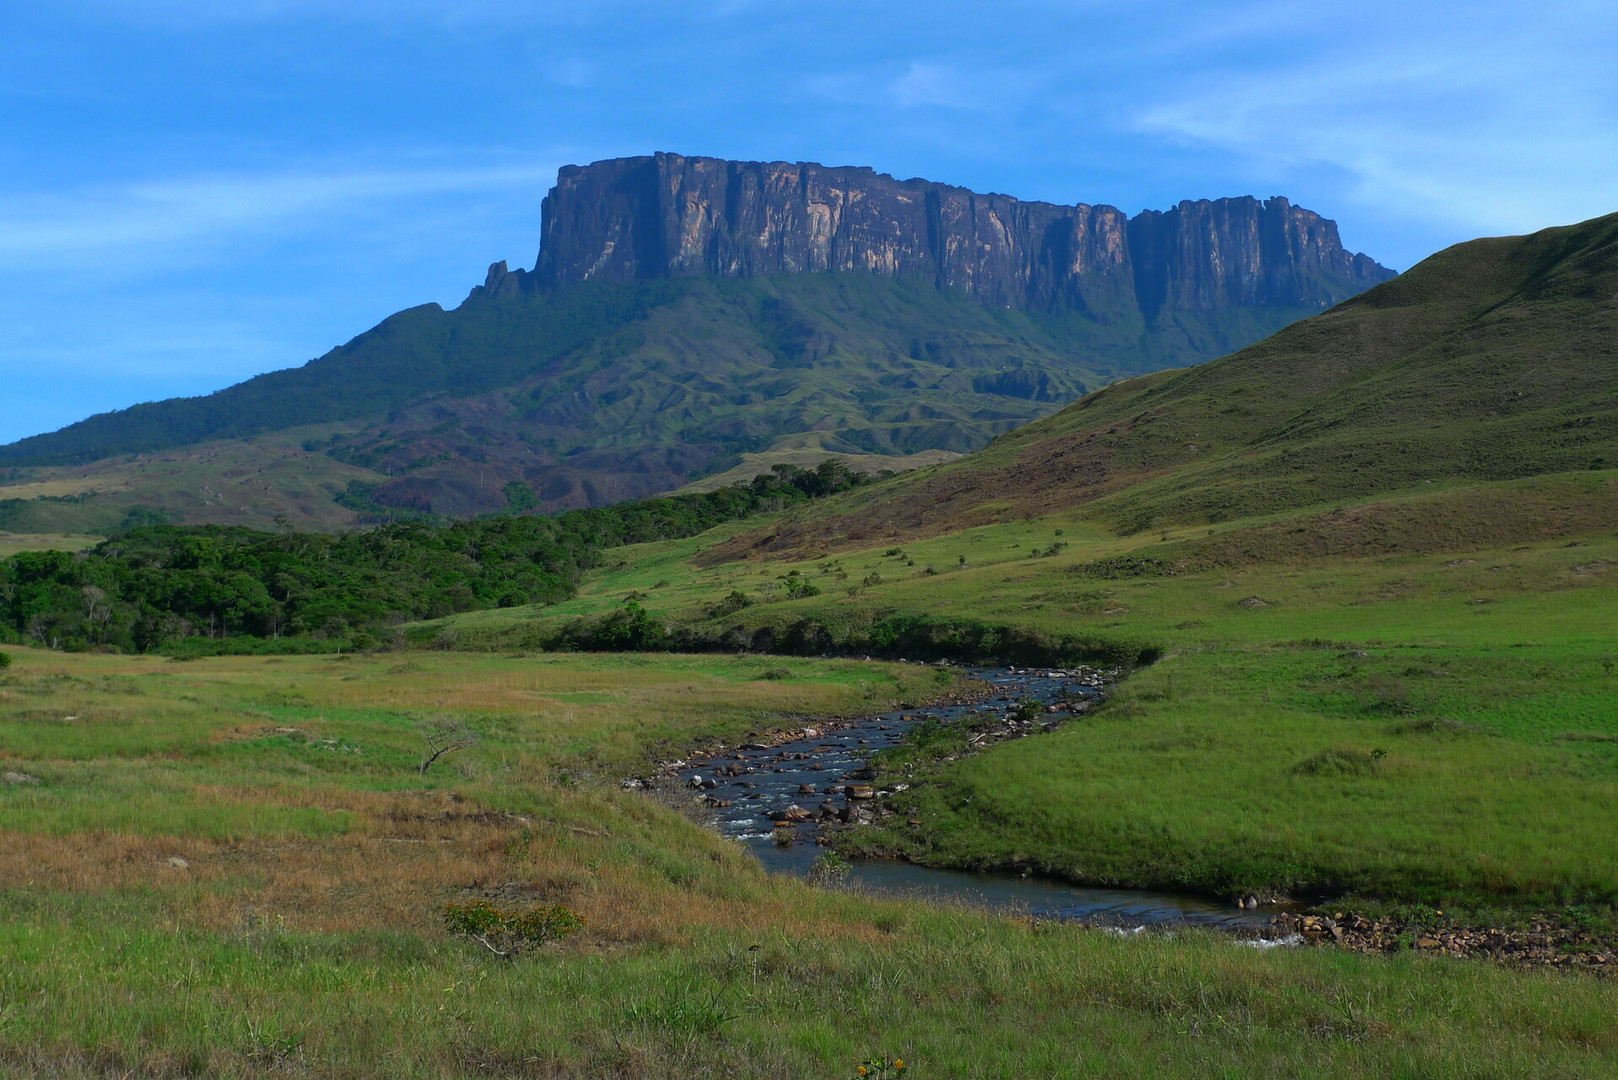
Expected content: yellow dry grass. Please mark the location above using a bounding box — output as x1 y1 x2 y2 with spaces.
0 646 934 953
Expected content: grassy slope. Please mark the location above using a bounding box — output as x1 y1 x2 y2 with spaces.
0 534 99 558
548 213 1617 911
0 426 382 533
704 212 1618 560
3 647 1615 1078
671 446 963 494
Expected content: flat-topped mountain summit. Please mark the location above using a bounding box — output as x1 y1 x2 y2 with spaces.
0 154 1393 530
518 152 1390 315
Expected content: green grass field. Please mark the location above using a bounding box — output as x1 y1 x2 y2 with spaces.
4 645 1617 1078
0 534 99 558
420 471 1618 917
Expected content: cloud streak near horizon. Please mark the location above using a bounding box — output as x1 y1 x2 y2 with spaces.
1 0 1614 444
0 163 559 271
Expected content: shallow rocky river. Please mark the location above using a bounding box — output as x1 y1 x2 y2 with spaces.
660 666 1286 936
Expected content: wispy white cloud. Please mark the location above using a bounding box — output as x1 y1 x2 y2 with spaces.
890 63 974 110
1128 3 1618 240
806 58 1040 115
0 163 558 272
547 58 594 89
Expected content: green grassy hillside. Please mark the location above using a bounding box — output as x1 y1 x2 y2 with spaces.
709 212 1618 559
0 428 384 535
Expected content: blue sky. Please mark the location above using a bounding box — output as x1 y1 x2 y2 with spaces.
3 0 1615 444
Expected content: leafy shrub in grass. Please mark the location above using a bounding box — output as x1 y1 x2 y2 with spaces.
442 898 581 958
705 589 755 618
1390 716 1479 737
807 851 851 886
1291 747 1384 777
0 650 11 670
784 571 821 599
620 981 738 1037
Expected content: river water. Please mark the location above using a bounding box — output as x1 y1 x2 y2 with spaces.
669 666 1282 934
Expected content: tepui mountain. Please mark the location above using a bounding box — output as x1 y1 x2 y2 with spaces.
0 153 1393 531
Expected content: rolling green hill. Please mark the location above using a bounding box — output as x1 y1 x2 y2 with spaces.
707 211 1618 560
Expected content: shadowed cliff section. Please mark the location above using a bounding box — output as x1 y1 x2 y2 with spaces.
530 152 1392 317
0 154 1394 523
698 210 1618 562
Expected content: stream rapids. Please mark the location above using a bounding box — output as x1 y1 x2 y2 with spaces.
648 665 1291 938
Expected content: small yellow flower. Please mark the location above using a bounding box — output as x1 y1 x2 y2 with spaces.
858 1068 868 1076
895 1061 905 1070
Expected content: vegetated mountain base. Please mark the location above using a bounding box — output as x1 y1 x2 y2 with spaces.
0 273 1360 528
0 429 385 535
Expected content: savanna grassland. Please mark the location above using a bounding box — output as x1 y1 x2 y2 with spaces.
3 645 1618 1079
427 470 1618 915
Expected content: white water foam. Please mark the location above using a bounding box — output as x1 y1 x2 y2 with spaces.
1235 933 1304 949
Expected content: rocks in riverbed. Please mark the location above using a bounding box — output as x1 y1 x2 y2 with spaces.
1281 911 1616 971
846 785 876 800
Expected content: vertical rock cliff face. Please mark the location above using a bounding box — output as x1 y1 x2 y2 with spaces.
532 152 1393 317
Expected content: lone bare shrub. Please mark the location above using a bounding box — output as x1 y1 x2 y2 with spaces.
417 717 478 775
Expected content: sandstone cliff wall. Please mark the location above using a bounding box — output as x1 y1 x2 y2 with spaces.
529 152 1393 316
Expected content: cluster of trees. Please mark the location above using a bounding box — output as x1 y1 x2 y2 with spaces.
0 460 872 653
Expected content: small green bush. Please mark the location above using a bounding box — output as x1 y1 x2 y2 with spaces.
784 571 820 599
1291 747 1383 777
705 589 755 619
808 851 851 886
442 898 581 957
